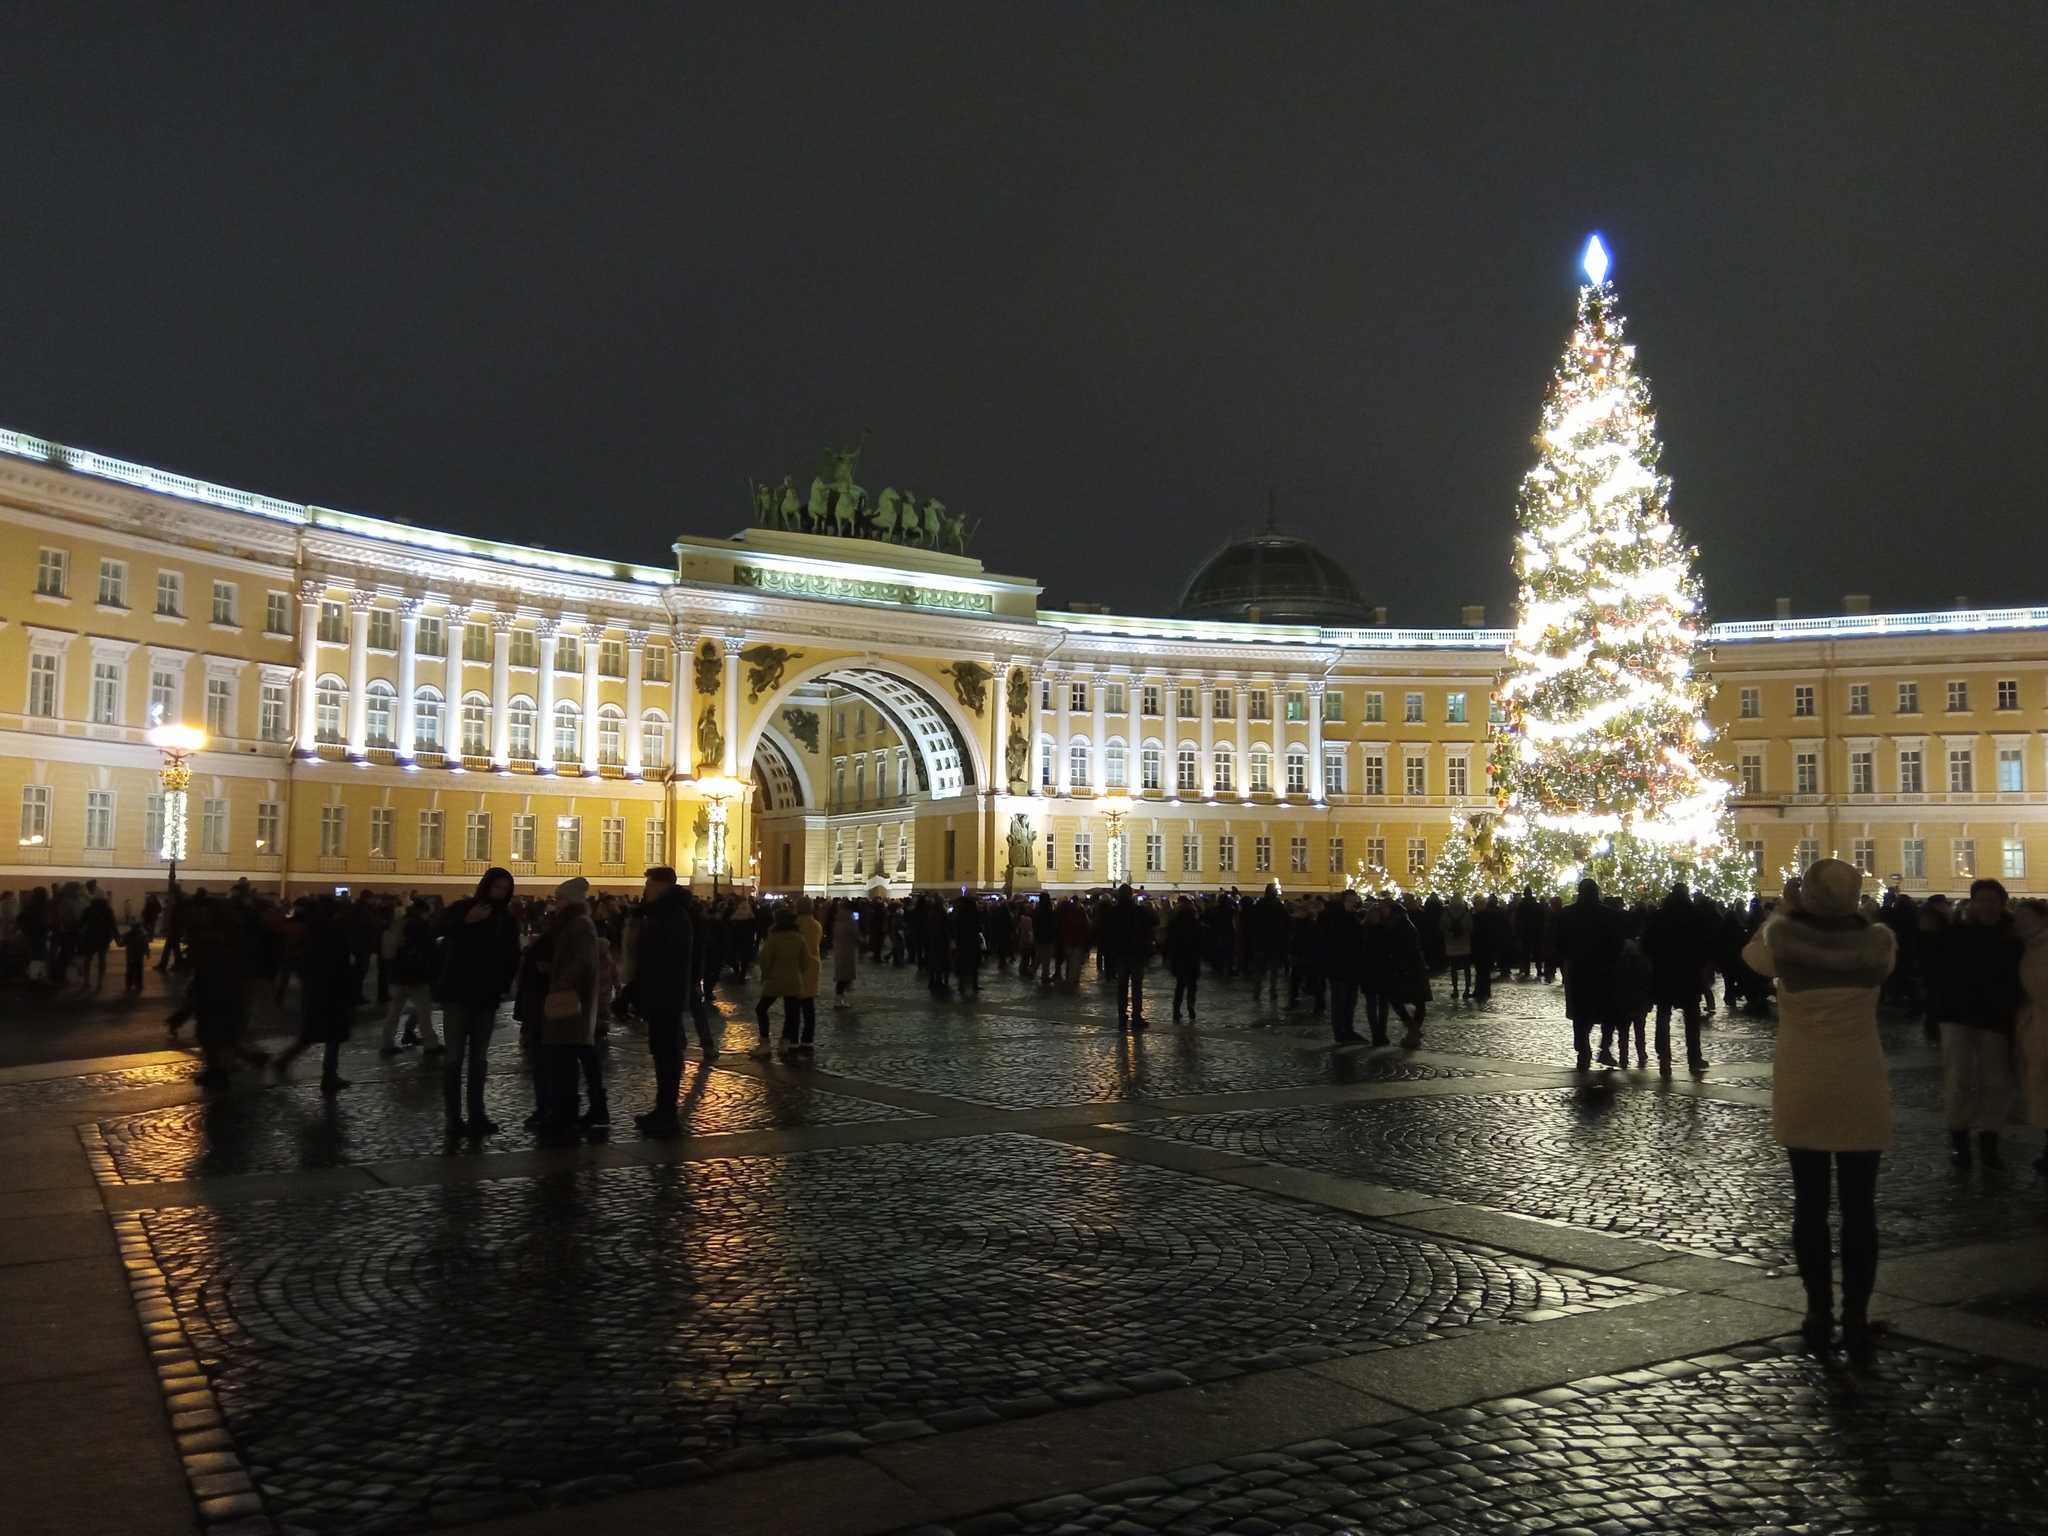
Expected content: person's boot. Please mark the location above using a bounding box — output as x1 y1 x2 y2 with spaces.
1950 1129 1973 1167
1841 1315 1886 1359
1978 1131 2004 1168
1800 1310 1836 1351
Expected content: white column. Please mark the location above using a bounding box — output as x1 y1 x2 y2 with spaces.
581 622 603 774
396 597 422 760
345 590 373 758
535 618 560 771
678 633 699 779
1198 676 1215 796
296 579 321 752
1054 670 1072 794
1308 680 1327 801
1091 669 1106 793
490 611 515 768
445 603 470 752
1033 666 1050 795
722 634 743 777
625 628 646 776
1236 682 1252 796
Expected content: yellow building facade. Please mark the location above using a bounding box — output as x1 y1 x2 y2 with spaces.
2 425 2044 902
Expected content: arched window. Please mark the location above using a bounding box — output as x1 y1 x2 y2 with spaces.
1069 739 1091 791
1104 740 1128 790
1249 745 1273 793
597 704 624 767
553 700 580 764
460 692 490 756
413 687 444 752
1286 747 1309 794
641 710 668 771
364 681 396 747
1141 742 1164 792
1213 746 1236 793
507 697 537 760
1176 744 1200 793
314 675 345 743
1039 737 1055 789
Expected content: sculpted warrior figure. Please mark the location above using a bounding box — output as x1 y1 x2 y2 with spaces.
1006 666 1030 719
1005 724 1029 790
1006 813 1038 871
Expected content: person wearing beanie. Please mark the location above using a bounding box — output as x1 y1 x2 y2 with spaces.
1741 858 1895 1355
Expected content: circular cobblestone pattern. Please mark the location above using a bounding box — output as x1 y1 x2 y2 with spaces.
140 1134 1649 1533
0 1058 202 1110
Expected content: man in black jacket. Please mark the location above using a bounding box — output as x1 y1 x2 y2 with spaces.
1644 883 1711 1074
1554 878 1625 1070
632 866 704 1137
436 866 522 1137
1940 878 2025 1166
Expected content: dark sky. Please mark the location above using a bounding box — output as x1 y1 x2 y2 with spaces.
2 5 2044 625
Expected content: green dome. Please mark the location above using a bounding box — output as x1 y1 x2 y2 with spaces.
1173 532 1370 625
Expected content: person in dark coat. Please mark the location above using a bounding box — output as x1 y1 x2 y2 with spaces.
951 896 984 995
1165 896 1205 1023
272 896 357 1093
1248 885 1289 1005
1554 878 1626 1069
1939 878 2026 1166
435 867 522 1137
1385 901 1433 1048
1320 892 1368 1047
1644 883 1712 1073
631 866 703 1138
1101 885 1151 1027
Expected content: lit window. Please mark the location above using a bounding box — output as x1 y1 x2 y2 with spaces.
369 807 395 859
1248 747 1272 793
1285 690 1305 722
26 654 58 718
205 677 232 736
1446 692 1467 724
256 802 281 853
1141 743 1163 791
2004 838 2028 881
1218 834 1237 873
1254 835 1272 872
19 784 51 845
92 661 122 725
418 810 445 863
2000 748 2024 793
1177 746 1199 793
556 815 582 865
1213 748 1234 793
319 805 348 859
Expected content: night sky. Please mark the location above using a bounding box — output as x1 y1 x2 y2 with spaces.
1 6 2043 626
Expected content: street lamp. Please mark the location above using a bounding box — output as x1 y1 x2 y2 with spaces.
146 722 206 892
1099 791 1134 885
693 773 747 895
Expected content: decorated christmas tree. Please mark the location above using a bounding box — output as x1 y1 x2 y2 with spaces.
1489 236 1750 902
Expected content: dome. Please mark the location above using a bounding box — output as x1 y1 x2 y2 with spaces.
1173 531 1371 626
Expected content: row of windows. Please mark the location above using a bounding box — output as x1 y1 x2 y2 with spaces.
313 806 664 867
1738 679 2030 720
1038 680 1485 727
19 785 284 856
36 549 294 633
309 680 671 765
1040 741 1473 798
1035 830 1430 879
314 602 673 680
1738 744 2027 797
1746 834 2030 884
24 655 292 738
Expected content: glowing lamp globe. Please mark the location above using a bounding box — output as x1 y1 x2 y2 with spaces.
1098 792 1135 820
1582 234 1611 286
693 774 747 804
146 723 207 754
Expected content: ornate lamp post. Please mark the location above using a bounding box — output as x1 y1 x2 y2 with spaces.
1099 791 1134 885
145 722 207 892
694 773 747 895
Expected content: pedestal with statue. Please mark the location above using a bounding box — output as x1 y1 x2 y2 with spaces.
1003 812 1041 894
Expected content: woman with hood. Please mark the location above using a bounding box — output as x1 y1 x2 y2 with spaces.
1742 858 1896 1355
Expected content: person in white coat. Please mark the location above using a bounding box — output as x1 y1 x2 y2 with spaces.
1742 858 1895 1356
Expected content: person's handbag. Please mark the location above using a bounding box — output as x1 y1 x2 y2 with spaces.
541 988 590 1045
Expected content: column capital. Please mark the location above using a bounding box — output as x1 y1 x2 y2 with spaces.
1307 679 1327 696
536 616 561 639
298 577 325 603
348 589 378 613
446 602 472 629
492 610 521 634
399 596 426 620
625 627 648 650
723 633 748 656
582 621 605 644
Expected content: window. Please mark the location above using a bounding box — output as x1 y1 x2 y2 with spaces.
1998 679 2020 712
1446 756 1469 798
367 607 395 651
1404 692 1424 724
1105 742 1128 789
1323 749 1345 795
1328 838 1345 875
510 629 538 669
1213 747 1235 793
508 699 537 760
414 690 444 751
369 807 395 860
416 614 444 657
464 812 491 863
1795 837 1820 872
1218 834 1237 873
598 707 624 767
641 713 669 771
1898 749 1923 794
645 819 666 867
1898 681 1920 714
26 654 57 718
1362 752 1386 797
34 547 67 598
555 632 581 673
204 676 232 736
1214 687 1235 720
1739 687 1761 719
1289 835 1309 874
148 666 178 724
1285 690 1305 722
511 813 537 863
84 790 113 850
19 784 50 845
99 560 127 607
1848 684 1870 716
319 805 347 859
1795 752 1819 796
1953 839 1977 879
1793 685 1815 718
1142 684 1161 717
1254 835 1273 873
1948 747 1974 793
211 582 237 626
201 798 228 856
1044 833 1058 870
2005 839 2028 881
1068 741 1090 788
1364 691 1384 724
365 682 395 748
1446 692 1467 724
91 661 122 724
1406 837 1428 877
643 645 668 682
154 571 183 617
556 815 582 865
1248 747 1272 793
1489 696 1506 726
1106 682 1126 714
1852 838 1875 874
1735 838 1761 875
1740 751 1763 796
1365 836 1387 874
1404 752 1427 797
601 817 625 866
1141 743 1163 792
464 621 490 662
461 695 490 755
1182 832 1201 872
1073 833 1093 872
144 794 164 857
1901 838 1926 880
1173 684 1195 719
1144 832 1164 873
1947 681 1969 713
1850 750 1874 795
600 638 625 677
319 601 346 643
265 591 291 635
1323 689 1343 722
1040 740 1056 789
1285 749 1308 794
1069 681 1089 713
256 802 281 853
1177 746 1199 793
1997 747 2024 793
1249 689 1270 721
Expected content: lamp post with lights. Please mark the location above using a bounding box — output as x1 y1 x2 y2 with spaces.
146 722 206 893
1099 791 1134 886
693 774 747 895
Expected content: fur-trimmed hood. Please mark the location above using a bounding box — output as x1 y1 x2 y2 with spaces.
1752 910 1896 992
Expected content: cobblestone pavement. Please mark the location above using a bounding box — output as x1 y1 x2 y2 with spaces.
136 1134 1652 1533
0 1055 202 1109
1129 1088 2048 1264
893 1337 2048 1535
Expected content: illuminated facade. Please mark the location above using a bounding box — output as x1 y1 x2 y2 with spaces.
2 424 2045 899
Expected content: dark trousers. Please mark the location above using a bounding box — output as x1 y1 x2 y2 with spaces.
1172 970 1198 1019
1114 959 1144 1021
1656 1000 1705 1065
1328 977 1360 1041
780 996 818 1043
441 1002 495 1124
1787 1149 1880 1321
645 1007 687 1114
1571 1016 1596 1061
1363 990 1391 1045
